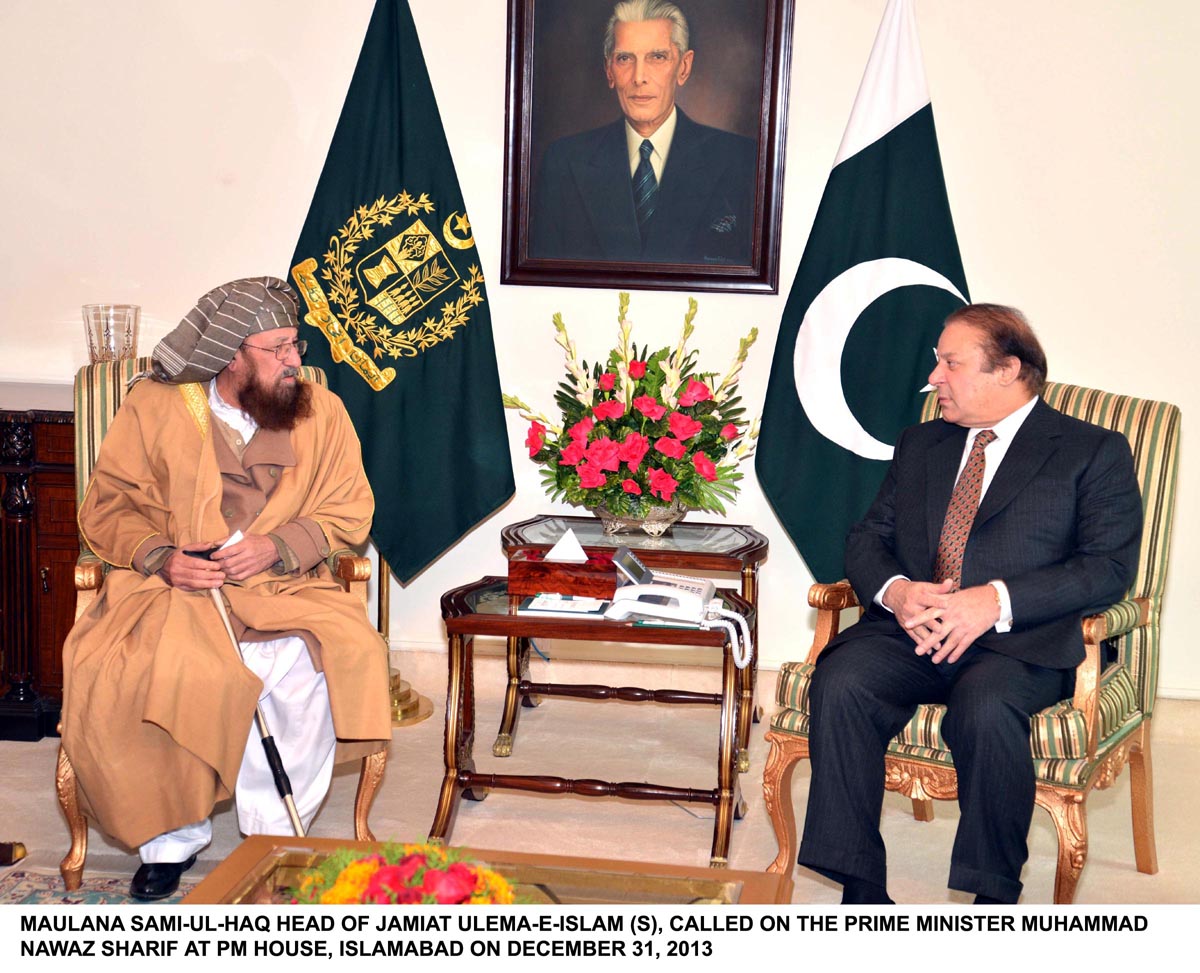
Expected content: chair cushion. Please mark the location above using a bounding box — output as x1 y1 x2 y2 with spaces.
771 659 1142 770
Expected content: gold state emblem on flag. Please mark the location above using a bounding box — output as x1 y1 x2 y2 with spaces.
291 190 485 391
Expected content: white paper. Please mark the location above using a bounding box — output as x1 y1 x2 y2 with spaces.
544 528 588 563
219 530 244 550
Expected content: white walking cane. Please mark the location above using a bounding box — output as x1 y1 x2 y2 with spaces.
207 587 306 838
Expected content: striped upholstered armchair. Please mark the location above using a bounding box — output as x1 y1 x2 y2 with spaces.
762 381 1181 903
56 358 386 890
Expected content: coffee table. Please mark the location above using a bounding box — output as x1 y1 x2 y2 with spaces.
432 577 755 867
182 835 793 903
499 515 769 769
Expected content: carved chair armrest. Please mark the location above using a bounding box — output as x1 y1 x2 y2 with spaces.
327 549 371 609
74 552 107 620
327 549 371 584
806 581 860 665
75 552 106 591
1073 597 1150 759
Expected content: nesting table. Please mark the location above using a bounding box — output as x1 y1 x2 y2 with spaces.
499 515 768 768
430 575 757 867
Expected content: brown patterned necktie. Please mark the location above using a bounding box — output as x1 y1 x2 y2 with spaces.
933 428 997 590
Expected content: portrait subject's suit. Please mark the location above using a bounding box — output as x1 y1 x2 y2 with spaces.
529 109 756 265
798 398 1143 900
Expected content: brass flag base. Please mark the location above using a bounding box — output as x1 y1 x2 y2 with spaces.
391 672 433 727
376 554 433 728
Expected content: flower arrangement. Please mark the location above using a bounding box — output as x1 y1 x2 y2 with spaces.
504 293 759 522
289 841 514 905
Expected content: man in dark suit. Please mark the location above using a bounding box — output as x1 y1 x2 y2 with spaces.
798 304 1142 904
529 0 756 265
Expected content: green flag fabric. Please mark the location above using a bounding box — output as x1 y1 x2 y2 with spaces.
290 0 513 583
757 0 968 583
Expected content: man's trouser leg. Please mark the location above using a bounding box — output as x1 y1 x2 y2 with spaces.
799 636 943 888
942 651 1069 903
138 635 336 854
138 819 212 864
235 635 336 835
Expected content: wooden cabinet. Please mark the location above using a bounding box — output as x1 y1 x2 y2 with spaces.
0 402 74 740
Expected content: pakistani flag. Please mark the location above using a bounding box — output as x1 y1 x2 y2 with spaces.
290 0 514 583
756 0 968 582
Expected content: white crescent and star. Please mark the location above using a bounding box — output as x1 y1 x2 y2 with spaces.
793 257 966 460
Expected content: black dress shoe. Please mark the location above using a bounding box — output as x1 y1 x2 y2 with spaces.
130 854 197 901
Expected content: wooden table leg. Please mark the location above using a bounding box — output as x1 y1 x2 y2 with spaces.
494 636 539 757
710 638 741 867
430 633 484 842
737 565 762 762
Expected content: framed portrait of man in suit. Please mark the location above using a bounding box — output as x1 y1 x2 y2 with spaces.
501 0 794 294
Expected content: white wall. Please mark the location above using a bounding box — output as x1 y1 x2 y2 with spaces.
3 1 1196 693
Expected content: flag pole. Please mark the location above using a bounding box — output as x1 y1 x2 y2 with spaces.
378 555 433 727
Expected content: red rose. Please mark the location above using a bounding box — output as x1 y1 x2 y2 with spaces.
363 854 427 902
628 360 647 379
598 372 616 391
569 417 594 443
668 412 704 441
420 863 477 905
617 431 650 471
621 478 642 495
633 395 667 421
586 436 621 472
678 378 712 407
391 853 426 882
648 467 679 501
592 399 625 422
654 436 686 460
578 462 607 489
693 452 718 482
720 422 738 440
560 440 586 466
526 421 546 457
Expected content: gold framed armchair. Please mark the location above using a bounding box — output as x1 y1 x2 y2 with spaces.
56 358 387 890
762 381 1180 903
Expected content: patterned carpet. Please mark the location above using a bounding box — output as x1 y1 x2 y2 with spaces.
0 869 196 905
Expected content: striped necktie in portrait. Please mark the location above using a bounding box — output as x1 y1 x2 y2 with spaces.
632 139 657 234
932 428 996 589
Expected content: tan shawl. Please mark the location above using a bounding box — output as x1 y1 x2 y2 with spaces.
63 379 390 847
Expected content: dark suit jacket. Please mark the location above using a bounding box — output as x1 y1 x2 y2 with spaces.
529 109 756 265
834 399 1143 670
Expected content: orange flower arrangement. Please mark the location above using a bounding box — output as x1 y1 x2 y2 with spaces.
290 842 515 905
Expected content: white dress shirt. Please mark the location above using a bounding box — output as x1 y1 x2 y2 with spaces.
623 107 677 182
877 395 1039 632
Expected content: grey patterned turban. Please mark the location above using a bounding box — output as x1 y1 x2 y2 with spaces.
151 277 299 384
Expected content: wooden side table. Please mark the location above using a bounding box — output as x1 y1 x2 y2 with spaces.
499 515 768 770
432 576 755 867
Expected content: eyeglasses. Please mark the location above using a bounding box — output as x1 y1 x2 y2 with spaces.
242 339 307 361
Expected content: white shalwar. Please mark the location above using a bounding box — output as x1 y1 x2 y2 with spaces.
137 635 336 863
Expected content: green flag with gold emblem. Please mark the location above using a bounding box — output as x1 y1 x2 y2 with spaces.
290 0 513 583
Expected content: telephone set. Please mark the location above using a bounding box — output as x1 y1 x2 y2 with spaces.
605 546 753 669
606 547 716 624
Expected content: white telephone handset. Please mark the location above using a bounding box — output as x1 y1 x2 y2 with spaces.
604 583 714 624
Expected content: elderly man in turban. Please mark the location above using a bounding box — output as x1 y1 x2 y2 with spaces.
62 277 391 900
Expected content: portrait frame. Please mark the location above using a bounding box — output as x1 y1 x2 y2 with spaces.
500 0 794 294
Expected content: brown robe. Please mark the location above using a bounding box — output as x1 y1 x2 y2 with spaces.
62 378 390 848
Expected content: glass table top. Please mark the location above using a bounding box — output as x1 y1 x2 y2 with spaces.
504 515 765 558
